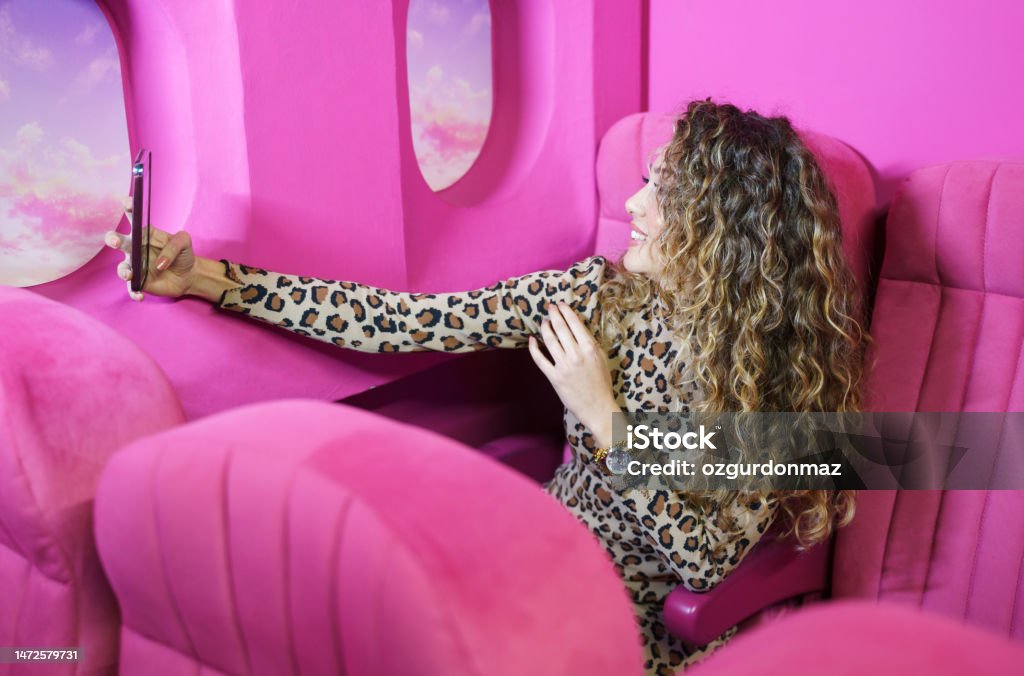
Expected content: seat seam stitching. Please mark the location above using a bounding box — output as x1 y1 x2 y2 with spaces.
153 449 199 659
283 468 301 676
221 449 252 675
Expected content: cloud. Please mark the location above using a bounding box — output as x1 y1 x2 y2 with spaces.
427 2 450 24
411 66 491 122
0 122 126 285
63 138 123 170
15 121 42 145
74 21 103 46
2 123 126 196
3 189 120 243
0 78 8 102
0 7 55 70
409 65 492 190
75 51 120 90
452 76 488 102
418 116 488 160
409 119 488 191
466 11 490 35
407 28 424 50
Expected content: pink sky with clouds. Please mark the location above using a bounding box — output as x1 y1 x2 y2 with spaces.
407 0 492 191
0 0 128 287
0 0 492 284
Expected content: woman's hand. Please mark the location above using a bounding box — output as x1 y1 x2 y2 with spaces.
528 302 622 447
103 200 199 301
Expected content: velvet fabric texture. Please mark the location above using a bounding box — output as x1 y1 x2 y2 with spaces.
0 285 185 674
833 160 1024 640
688 600 1024 675
94 400 645 675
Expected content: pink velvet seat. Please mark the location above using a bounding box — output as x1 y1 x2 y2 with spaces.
693 159 1024 672
0 286 185 674
595 112 881 644
832 160 1024 639
688 600 1024 675
688 160 1024 676
93 400 644 675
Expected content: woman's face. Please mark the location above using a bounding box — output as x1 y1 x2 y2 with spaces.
623 149 668 279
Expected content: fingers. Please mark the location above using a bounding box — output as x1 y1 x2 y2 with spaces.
110 202 144 301
547 303 579 352
542 302 590 366
527 335 554 375
153 230 191 272
118 258 143 300
104 230 132 255
109 225 140 300
117 259 133 281
539 314 566 363
125 279 144 302
556 302 595 347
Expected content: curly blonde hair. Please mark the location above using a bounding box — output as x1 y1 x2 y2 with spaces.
594 100 871 549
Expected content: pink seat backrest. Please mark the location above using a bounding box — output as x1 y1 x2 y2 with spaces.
833 160 1024 641
595 112 879 305
94 400 644 675
688 600 1024 676
0 286 185 674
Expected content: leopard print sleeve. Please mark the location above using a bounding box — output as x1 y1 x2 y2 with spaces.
639 492 778 592
213 255 609 353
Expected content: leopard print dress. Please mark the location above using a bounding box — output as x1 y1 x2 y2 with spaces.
214 254 777 675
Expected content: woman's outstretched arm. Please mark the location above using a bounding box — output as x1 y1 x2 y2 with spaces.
103 215 609 354
202 255 610 354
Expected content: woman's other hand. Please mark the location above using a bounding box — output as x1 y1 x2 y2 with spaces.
103 200 198 301
528 302 622 448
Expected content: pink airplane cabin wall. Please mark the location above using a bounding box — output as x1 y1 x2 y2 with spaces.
646 0 1024 207
28 0 644 420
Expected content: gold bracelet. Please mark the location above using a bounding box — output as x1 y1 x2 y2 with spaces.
591 440 628 467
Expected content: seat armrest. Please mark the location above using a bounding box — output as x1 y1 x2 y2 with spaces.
663 535 830 645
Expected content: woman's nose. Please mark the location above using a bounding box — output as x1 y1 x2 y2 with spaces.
626 196 640 218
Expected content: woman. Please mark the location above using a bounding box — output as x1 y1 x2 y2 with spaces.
104 100 868 674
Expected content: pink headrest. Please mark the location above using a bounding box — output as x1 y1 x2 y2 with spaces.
881 160 1024 297
865 160 1024 411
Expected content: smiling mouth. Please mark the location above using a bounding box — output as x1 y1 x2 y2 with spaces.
630 229 648 243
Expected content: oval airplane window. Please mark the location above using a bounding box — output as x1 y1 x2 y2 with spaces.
0 0 128 287
407 0 493 192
